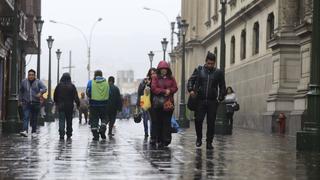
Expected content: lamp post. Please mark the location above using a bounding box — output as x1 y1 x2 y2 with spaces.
161 38 168 61
46 36 54 122
178 19 189 128
148 51 154 68
34 17 44 80
56 49 62 85
215 0 230 134
50 18 102 81
297 0 320 151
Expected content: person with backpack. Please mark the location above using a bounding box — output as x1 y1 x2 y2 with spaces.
86 70 110 141
54 73 80 140
79 92 89 124
19 69 47 137
187 52 226 149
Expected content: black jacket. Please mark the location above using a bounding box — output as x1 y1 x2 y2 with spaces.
187 65 226 101
54 74 80 111
108 84 122 113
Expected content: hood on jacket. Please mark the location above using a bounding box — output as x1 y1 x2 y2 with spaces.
60 73 72 83
156 61 172 77
94 76 106 83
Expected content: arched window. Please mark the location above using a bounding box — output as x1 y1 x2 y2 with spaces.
267 12 275 41
253 22 259 55
241 29 246 60
230 36 235 64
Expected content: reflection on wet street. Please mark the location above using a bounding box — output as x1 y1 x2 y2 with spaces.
0 119 319 179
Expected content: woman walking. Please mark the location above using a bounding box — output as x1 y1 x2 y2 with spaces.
54 73 80 140
151 61 178 147
225 86 237 133
137 68 157 139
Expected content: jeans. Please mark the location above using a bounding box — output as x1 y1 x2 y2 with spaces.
142 110 150 135
22 103 40 133
195 100 218 143
58 108 73 137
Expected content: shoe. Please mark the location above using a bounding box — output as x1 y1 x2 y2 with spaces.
100 132 106 140
206 143 214 150
67 136 72 140
92 130 99 141
79 120 81 124
144 133 149 138
108 133 114 137
60 135 64 140
20 131 28 137
196 139 202 147
31 133 37 138
150 139 156 146
92 136 99 141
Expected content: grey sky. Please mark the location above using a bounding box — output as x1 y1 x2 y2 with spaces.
26 0 181 87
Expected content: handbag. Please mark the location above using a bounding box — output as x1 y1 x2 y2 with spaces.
163 98 174 111
233 102 240 111
133 107 142 123
152 95 165 108
187 95 198 111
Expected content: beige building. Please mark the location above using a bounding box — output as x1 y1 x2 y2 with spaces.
170 0 313 135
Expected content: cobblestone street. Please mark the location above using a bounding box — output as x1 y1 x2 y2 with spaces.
0 119 319 180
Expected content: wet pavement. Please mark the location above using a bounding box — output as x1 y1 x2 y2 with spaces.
0 119 319 180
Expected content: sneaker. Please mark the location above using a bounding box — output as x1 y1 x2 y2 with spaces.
206 143 214 150
20 131 28 137
31 133 37 138
144 133 149 138
67 136 72 140
59 136 64 140
92 136 99 141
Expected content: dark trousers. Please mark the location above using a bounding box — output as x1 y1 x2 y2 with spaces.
58 108 73 137
22 103 40 133
149 108 156 140
107 110 117 134
195 100 218 143
79 108 88 122
153 108 173 145
90 106 108 133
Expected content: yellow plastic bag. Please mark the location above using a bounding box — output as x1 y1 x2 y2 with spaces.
140 93 151 111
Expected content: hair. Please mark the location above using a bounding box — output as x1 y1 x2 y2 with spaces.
206 51 216 62
146 68 157 79
94 70 103 80
108 76 115 83
226 86 234 94
81 92 85 96
28 69 36 74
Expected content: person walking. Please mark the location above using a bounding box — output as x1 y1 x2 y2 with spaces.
19 69 47 137
187 52 226 150
137 68 157 139
151 61 178 147
107 76 122 137
79 92 89 124
54 73 80 140
86 70 110 141
225 86 237 133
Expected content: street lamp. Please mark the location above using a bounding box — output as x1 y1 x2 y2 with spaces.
161 38 168 61
34 16 44 79
50 18 102 81
46 36 54 122
56 49 62 85
148 51 154 68
178 19 189 128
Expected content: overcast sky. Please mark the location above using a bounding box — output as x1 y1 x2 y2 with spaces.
26 0 181 87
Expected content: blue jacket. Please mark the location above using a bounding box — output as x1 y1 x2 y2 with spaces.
19 79 47 104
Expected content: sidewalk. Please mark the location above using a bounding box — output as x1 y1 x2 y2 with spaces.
0 119 319 179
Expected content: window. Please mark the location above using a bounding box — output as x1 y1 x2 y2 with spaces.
230 36 236 64
267 13 275 41
240 29 246 60
212 0 219 21
253 22 259 55
208 0 212 21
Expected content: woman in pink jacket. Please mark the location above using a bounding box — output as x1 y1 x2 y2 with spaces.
151 61 178 147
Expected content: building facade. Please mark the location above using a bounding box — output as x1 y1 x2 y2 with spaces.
170 0 313 135
0 0 42 130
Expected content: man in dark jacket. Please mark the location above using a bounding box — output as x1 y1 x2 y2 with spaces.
187 52 226 149
107 76 122 137
54 73 80 140
19 69 47 137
